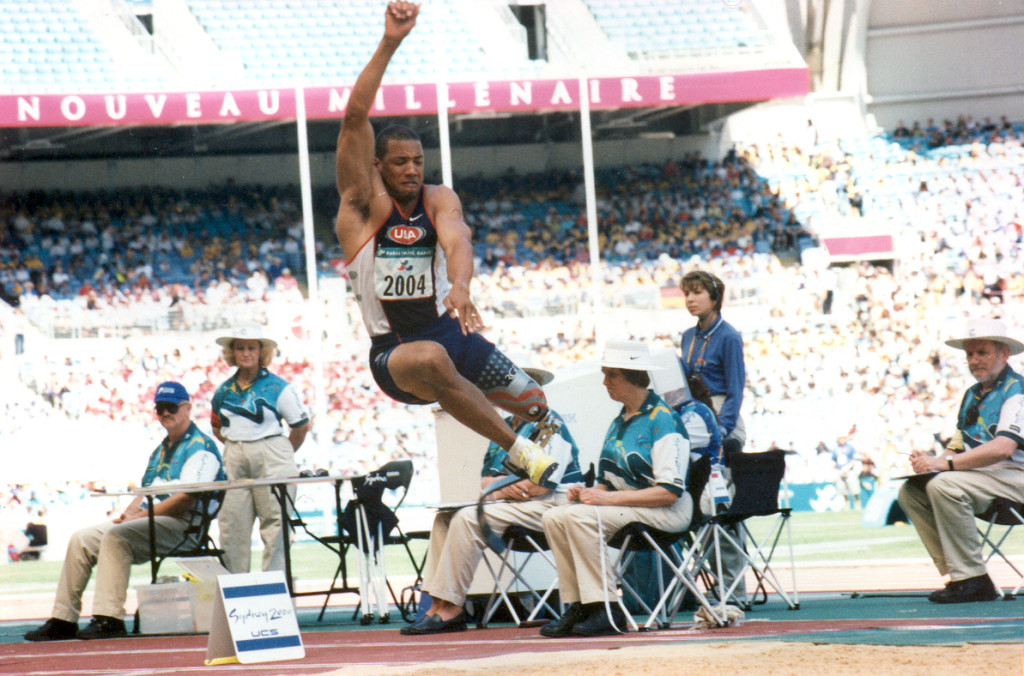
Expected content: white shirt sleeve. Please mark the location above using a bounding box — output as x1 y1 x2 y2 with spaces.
276 383 310 427
997 393 1024 466
682 411 712 453
997 393 1024 438
178 450 222 484
651 432 690 494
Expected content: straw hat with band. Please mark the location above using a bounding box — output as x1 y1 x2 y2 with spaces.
215 324 278 350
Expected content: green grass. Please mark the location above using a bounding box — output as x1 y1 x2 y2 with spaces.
748 509 1024 562
747 510 920 562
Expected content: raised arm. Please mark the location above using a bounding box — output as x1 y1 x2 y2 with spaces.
335 1 419 243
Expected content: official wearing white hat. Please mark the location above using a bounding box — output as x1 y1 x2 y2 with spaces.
540 340 692 637
899 317 1024 603
211 323 311 574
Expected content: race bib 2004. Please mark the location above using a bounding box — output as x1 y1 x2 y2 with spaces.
374 248 433 300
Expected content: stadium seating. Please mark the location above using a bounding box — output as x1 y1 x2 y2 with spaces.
582 0 773 58
0 150 803 314
186 0 545 86
0 0 788 93
0 1 132 93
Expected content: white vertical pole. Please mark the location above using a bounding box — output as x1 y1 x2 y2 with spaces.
433 2 453 188
294 85 328 428
436 82 453 189
577 76 604 345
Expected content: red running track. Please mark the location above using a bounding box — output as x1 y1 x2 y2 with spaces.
3 615 1019 676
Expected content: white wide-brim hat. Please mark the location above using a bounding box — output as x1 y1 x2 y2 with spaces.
600 340 661 371
945 318 1024 356
215 323 278 350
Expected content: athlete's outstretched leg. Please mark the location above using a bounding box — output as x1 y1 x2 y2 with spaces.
473 348 565 447
473 349 548 421
472 349 562 486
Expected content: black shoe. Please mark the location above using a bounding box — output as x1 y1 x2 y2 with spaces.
571 603 627 636
76 615 127 640
399 612 436 635
400 610 469 635
539 602 589 638
928 574 999 604
24 618 78 642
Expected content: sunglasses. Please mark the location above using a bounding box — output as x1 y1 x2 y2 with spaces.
156 402 181 415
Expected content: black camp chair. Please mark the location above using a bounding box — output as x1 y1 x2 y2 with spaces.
977 497 1024 599
321 460 418 623
694 450 799 610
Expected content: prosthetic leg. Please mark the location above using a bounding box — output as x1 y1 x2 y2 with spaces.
473 350 560 487
473 351 563 552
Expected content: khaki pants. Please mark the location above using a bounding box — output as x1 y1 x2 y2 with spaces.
898 464 1024 581
421 493 565 607
52 515 191 623
219 436 297 573
542 494 692 605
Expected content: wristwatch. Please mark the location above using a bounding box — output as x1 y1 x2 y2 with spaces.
944 455 955 471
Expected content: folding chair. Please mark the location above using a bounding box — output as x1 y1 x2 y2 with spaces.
134 491 225 635
696 450 799 610
150 490 226 583
329 460 419 624
345 480 394 625
478 525 562 628
609 454 725 630
369 459 427 622
977 497 1024 599
357 460 423 588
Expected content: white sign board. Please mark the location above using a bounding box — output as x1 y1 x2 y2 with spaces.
204 571 304 666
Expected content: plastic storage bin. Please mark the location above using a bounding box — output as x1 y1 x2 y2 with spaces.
136 582 194 634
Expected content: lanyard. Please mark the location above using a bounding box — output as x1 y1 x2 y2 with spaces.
684 316 723 374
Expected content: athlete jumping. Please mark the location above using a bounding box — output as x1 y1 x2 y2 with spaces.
333 1 559 486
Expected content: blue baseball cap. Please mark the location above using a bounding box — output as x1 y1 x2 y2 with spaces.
154 381 190 404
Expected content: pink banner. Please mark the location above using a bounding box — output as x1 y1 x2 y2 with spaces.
1 68 807 127
823 235 894 257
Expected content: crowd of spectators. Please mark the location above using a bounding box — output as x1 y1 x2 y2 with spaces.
891 114 1020 150
0 183 318 324
0 150 813 329
458 151 811 268
3 115 1024 534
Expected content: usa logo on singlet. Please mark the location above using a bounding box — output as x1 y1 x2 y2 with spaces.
387 225 425 245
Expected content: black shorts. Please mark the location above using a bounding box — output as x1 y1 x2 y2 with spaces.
368 314 497 405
